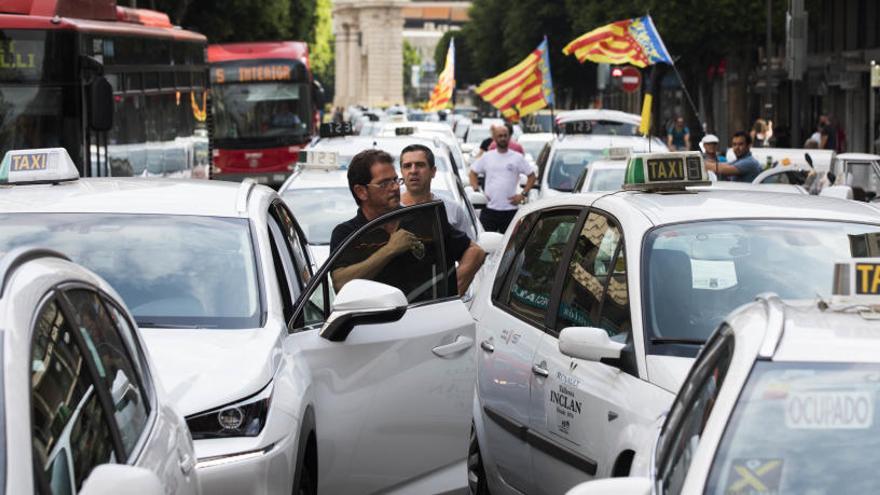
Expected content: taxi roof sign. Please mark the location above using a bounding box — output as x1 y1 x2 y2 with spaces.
623 151 710 192
832 259 880 307
0 148 79 185
605 147 632 160
319 122 355 139
297 150 343 171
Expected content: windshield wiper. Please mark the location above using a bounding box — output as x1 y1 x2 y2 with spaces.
136 321 213 330
651 338 705 346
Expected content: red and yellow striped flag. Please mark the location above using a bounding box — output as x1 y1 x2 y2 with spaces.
426 39 454 111
562 16 673 68
476 39 552 122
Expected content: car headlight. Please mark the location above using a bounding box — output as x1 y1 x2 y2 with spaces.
186 382 272 440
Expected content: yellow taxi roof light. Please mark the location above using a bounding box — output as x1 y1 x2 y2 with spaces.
832 258 880 307
623 151 710 192
0 148 79 185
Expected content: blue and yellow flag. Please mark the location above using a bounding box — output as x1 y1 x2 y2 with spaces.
563 15 672 68
476 38 554 121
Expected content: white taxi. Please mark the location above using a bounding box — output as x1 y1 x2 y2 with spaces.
533 127 668 200
0 148 477 495
568 259 880 495
279 125 483 267
467 151 880 494
0 245 199 495
573 148 631 193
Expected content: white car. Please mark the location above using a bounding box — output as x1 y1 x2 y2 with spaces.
573 151 630 193
467 150 880 494
279 133 483 267
534 134 667 199
0 148 477 495
374 121 471 184
568 258 880 495
0 245 200 495
519 132 555 169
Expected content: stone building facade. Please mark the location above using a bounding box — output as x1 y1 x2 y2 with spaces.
333 0 407 107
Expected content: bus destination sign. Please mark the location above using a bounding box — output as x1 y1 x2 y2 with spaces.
212 63 297 84
0 39 43 82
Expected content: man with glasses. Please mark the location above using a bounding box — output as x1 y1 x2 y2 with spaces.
330 149 484 296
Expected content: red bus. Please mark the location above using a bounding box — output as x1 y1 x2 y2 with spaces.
0 0 210 178
208 41 321 185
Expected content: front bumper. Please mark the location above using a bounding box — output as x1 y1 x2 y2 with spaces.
212 171 290 186
194 433 297 495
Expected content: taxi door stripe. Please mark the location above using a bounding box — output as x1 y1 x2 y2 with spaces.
484 406 598 476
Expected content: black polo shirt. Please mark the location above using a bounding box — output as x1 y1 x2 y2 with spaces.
329 206 471 301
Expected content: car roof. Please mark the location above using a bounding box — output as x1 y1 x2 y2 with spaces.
586 159 627 170
308 135 444 156
555 109 641 125
281 169 349 190
518 133 555 142
772 302 880 362
528 188 880 226
0 178 254 217
837 153 880 160
551 134 657 151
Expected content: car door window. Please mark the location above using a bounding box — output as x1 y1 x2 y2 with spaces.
656 332 735 494
491 212 539 302
555 212 626 336
31 298 116 494
268 214 300 320
501 211 579 326
272 202 312 282
65 289 150 459
294 202 450 330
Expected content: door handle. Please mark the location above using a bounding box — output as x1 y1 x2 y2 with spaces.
480 339 495 353
178 450 196 475
532 362 550 378
432 335 474 358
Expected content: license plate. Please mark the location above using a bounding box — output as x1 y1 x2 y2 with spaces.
785 390 873 429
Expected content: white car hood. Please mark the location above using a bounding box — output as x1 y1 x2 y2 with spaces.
645 354 696 393
140 326 281 416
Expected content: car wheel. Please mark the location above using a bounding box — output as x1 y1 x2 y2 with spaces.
468 422 490 495
295 458 316 495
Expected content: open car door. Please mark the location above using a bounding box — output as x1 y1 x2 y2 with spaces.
285 201 476 494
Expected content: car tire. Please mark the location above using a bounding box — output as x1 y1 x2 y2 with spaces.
295 457 316 495
468 422 490 495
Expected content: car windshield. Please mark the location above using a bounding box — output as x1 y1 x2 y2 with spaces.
521 140 547 160
706 361 880 494
844 162 880 198
548 149 604 191
466 127 492 144
282 187 355 245
212 82 310 142
644 220 880 355
0 214 260 329
587 168 626 192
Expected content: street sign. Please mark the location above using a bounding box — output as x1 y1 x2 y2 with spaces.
621 66 641 93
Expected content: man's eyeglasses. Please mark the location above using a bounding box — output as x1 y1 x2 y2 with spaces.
366 177 404 190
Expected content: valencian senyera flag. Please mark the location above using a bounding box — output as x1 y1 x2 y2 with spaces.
562 15 672 68
426 39 455 111
564 15 672 135
476 37 555 122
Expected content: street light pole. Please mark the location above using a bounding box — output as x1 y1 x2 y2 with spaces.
765 0 773 122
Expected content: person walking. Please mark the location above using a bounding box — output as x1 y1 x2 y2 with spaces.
469 125 536 233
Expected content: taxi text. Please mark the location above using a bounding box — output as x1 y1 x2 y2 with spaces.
11 152 48 171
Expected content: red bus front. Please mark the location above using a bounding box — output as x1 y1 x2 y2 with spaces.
208 42 315 186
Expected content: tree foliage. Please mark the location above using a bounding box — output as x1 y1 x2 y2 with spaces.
310 0 335 104
403 40 422 97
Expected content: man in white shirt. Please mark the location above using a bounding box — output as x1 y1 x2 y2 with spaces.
469 124 536 233
400 143 476 240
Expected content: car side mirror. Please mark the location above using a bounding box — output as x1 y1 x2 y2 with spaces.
79 465 164 495
466 187 487 207
566 477 651 495
89 75 114 132
558 327 624 364
321 279 407 342
477 231 504 254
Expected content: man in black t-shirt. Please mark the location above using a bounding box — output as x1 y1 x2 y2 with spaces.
329 149 484 297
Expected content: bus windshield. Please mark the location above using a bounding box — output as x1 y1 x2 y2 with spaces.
212 82 310 145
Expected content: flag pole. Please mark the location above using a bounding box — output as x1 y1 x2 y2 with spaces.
669 60 703 130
